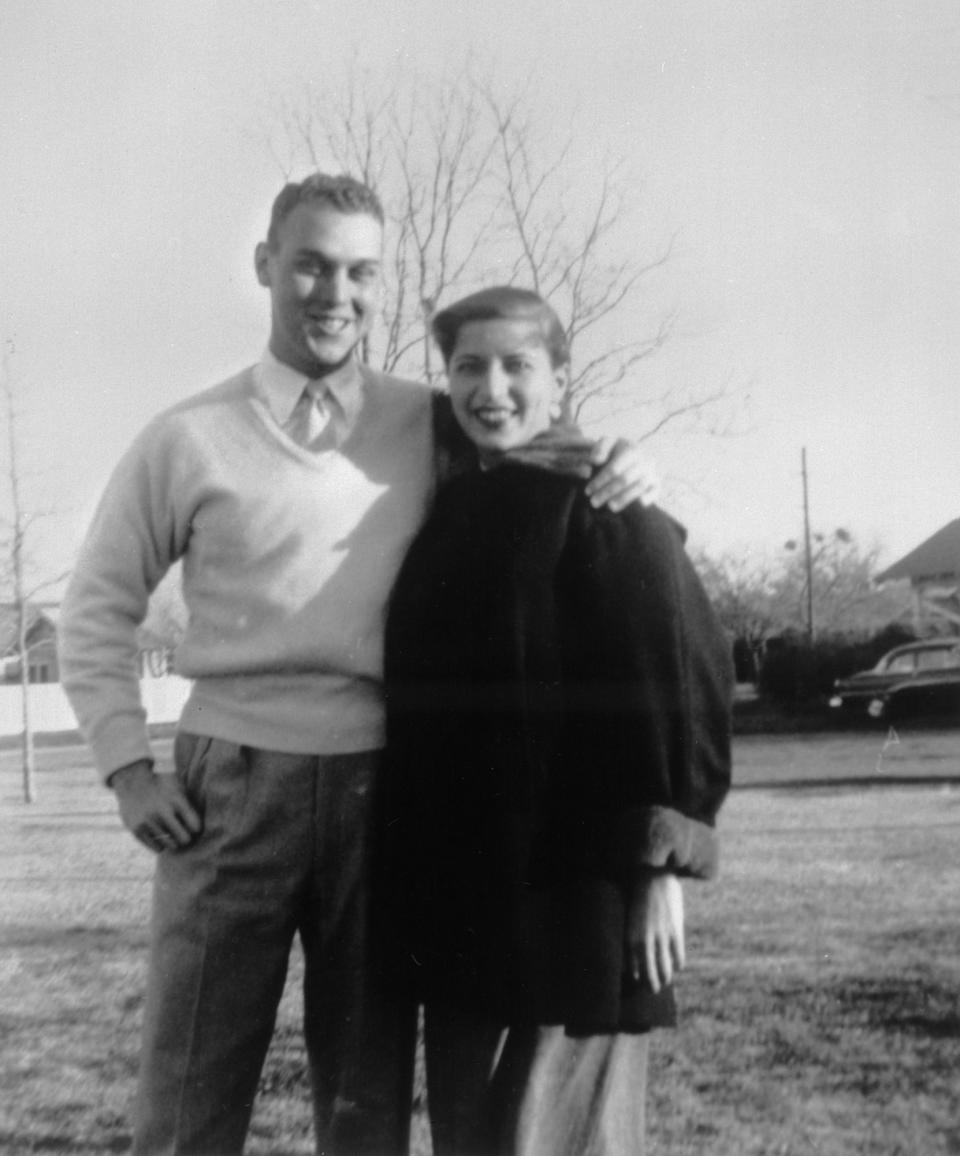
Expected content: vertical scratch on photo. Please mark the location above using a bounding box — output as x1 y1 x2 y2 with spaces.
875 727 900 774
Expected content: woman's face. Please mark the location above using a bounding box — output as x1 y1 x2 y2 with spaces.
446 319 567 452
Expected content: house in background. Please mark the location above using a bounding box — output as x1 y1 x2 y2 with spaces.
135 623 178 678
0 601 180 685
0 603 61 684
875 517 960 636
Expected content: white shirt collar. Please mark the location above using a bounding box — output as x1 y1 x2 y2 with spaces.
255 349 365 431
256 349 310 426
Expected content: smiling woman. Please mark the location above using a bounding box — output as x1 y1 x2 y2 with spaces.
432 286 570 453
382 284 733 1155
445 318 566 451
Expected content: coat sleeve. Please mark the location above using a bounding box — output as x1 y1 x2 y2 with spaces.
556 499 734 880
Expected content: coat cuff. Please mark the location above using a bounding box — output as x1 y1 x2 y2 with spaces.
609 805 720 880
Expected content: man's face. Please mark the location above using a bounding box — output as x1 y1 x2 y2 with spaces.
255 203 383 376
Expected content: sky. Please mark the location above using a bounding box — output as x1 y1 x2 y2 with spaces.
2 0 959 591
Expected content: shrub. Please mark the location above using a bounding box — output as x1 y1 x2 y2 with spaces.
758 625 917 707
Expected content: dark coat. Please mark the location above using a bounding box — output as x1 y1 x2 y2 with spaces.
382 439 733 1036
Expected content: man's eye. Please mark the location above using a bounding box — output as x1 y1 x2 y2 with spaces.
352 266 378 282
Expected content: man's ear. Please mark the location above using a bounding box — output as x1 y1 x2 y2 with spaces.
254 242 271 288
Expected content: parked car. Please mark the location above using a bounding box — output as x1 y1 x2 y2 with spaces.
829 639 960 721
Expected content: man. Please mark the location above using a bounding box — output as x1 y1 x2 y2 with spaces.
59 173 656 1155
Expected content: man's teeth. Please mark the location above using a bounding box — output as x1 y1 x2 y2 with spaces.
309 316 351 332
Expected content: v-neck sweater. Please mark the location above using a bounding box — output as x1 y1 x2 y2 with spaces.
59 363 435 778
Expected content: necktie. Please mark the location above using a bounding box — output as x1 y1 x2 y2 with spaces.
289 382 333 450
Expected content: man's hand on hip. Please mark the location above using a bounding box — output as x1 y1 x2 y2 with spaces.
109 759 203 854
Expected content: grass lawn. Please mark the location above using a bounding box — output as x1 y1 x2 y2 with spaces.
1 731 958 1155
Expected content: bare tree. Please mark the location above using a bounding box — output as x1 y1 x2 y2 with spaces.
270 64 727 431
274 71 500 386
698 532 914 668
1 343 69 802
478 85 683 422
777 530 911 638
695 548 781 680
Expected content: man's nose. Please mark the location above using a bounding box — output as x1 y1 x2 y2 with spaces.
316 267 350 305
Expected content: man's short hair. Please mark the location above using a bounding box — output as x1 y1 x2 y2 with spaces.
266 173 385 248
431 286 570 370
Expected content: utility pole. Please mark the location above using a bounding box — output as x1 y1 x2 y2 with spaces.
802 447 814 645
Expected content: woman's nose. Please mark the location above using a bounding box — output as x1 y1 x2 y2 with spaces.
479 364 509 398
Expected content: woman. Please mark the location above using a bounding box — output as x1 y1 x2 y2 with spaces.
382 286 733 1155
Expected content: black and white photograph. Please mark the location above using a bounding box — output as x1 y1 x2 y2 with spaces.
1 3 958 1153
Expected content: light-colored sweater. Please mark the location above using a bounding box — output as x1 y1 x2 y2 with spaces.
58 362 435 779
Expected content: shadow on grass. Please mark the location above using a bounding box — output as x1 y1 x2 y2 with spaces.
649 963 960 1155
0 1130 128 1154
734 695 960 737
830 972 960 1041
1 923 147 951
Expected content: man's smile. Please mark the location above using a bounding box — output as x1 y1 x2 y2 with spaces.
305 313 353 334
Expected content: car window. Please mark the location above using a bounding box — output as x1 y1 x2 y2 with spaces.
917 646 959 671
884 653 916 675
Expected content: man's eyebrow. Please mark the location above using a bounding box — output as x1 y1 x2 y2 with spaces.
292 250 381 267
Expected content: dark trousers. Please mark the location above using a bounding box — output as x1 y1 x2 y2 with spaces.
132 736 415 1155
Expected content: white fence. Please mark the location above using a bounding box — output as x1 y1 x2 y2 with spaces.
0 677 192 738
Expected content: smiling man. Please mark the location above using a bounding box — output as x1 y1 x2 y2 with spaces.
255 187 384 374
59 173 656 1156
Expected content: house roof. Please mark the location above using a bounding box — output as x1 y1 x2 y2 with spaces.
1 601 175 658
875 518 960 585
0 602 60 657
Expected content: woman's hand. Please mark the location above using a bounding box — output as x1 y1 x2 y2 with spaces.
624 870 685 994
585 437 660 512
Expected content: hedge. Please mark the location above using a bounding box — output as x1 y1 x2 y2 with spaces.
757 624 917 706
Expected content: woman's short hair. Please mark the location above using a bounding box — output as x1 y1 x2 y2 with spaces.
431 286 570 369
266 173 385 249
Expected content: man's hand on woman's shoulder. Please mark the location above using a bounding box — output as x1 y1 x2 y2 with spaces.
586 437 660 512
